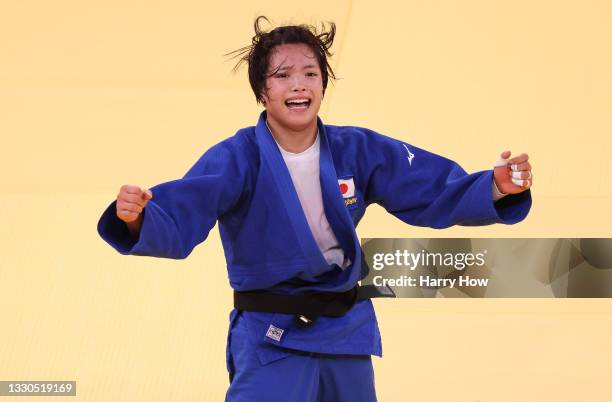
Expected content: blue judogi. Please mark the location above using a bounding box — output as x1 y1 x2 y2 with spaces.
225 311 377 402
98 111 531 400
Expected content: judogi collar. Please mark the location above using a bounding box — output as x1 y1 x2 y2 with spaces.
254 111 363 290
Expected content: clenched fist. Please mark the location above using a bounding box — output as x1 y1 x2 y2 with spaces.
493 151 533 195
116 185 153 235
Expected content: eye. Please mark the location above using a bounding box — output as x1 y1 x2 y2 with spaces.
275 73 288 78
307 72 318 77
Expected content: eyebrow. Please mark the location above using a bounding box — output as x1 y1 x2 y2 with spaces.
275 64 318 72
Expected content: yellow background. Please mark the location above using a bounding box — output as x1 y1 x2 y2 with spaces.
1 1 611 401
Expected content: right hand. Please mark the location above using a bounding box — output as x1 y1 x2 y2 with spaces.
116 185 153 224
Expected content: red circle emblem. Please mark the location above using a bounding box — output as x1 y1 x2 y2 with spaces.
340 183 348 194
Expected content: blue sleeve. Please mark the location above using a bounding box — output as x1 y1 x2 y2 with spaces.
363 131 531 228
97 140 249 259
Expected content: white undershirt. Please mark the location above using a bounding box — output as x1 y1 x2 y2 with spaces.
273 131 349 269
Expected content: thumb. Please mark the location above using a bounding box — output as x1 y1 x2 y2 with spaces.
142 189 153 201
495 150 511 168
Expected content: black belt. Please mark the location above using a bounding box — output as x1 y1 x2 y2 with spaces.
234 284 395 328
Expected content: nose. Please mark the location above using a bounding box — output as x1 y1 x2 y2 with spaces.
291 76 306 91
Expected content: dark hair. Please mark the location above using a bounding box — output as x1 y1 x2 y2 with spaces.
226 16 337 104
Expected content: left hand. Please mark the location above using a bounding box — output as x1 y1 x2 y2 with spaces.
494 151 533 195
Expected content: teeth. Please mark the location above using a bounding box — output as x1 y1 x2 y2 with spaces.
286 99 309 104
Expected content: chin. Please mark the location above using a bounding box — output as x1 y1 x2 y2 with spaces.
285 113 317 129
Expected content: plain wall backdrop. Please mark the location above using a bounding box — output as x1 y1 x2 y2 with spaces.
1 1 611 401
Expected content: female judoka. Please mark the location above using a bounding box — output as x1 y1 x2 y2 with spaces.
98 16 533 401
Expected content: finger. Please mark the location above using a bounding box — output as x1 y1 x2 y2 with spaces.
510 161 531 172
117 209 140 223
142 189 153 201
117 200 143 213
511 171 533 180
118 207 141 216
120 184 143 195
495 151 511 168
509 153 529 165
122 193 147 205
511 178 532 188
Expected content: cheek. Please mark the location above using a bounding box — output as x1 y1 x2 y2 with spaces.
313 80 324 98
264 83 283 102
315 87 324 101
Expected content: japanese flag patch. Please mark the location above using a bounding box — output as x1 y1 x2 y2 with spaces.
338 177 355 199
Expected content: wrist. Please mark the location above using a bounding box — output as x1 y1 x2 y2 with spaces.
492 179 507 201
125 214 143 238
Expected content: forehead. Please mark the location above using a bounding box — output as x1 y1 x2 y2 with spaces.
268 43 319 70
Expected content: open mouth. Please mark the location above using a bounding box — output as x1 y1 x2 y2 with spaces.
285 99 311 110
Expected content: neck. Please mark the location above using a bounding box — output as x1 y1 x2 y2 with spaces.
265 116 318 153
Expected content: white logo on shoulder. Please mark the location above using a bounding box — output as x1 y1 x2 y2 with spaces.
266 325 284 342
403 144 415 165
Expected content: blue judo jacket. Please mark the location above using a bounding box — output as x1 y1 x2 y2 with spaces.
98 111 531 365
